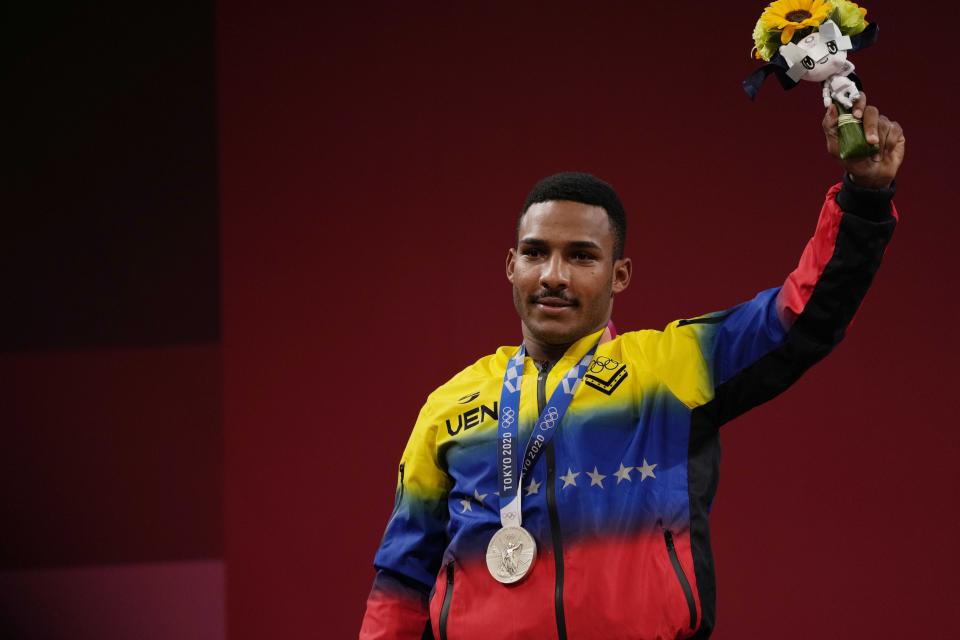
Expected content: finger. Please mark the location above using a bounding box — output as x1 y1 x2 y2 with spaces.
884 120 905 162
872 115 891 162
822 102 838 131
852 91 867 119
895 134 907 166
862 105 880 145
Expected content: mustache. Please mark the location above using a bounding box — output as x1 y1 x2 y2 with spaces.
529 289 578 306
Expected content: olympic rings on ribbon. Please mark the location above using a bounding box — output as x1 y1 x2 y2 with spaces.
538 406 560 431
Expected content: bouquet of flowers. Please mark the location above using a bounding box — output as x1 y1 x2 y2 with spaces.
743 0 880 159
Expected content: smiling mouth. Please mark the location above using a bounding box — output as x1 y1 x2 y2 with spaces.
533 296 576 310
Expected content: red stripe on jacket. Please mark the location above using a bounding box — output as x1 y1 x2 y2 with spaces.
777 182 899 328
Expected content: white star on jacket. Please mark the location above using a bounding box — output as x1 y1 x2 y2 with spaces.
614 463 633 484
586 466 606 488
613 462 636 484
559 468 580 488
637 458 657 481
474 488 488 503
459 498 472 512
526 478 542 496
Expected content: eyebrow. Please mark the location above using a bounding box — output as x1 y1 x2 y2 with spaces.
519 237 603 251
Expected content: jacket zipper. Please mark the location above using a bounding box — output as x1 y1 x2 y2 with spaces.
662 526 697 630
438 562 454 640
538 361 568 640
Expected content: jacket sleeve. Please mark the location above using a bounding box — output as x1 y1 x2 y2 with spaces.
653 176 898 425
359 398 452 640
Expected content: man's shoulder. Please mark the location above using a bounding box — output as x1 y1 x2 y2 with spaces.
616 324 686 352
614 323 708 373
618 314 720 348
423 345 516 407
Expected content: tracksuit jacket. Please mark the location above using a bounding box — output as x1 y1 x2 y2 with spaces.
360 177 898 639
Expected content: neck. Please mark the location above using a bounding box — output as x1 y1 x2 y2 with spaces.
523 337 573 364
522 320 608 364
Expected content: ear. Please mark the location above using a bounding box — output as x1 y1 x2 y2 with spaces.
506 248 517 283
611 257 632 295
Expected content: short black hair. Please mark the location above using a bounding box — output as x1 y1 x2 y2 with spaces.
519 171 627 260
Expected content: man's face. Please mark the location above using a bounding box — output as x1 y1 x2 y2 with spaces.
506 200 631 349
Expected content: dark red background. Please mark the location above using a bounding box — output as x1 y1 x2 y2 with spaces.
2 3 222 638
5 1 958 639
221 1 959 637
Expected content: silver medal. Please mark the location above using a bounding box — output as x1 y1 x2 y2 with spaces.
485 526 537 584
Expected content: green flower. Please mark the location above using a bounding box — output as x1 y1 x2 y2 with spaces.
830 0 868 36
752 19 782 60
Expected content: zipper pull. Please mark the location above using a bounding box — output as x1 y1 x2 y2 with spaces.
664 528 675 550
657 519 675 547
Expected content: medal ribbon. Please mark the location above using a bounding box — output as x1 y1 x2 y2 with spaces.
496 340 599 529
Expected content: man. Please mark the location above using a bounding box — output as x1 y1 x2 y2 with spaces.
359 95 905 639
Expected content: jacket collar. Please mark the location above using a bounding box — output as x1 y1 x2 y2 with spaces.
494 321 614 373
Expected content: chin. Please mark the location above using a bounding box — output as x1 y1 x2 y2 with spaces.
527 317 587 346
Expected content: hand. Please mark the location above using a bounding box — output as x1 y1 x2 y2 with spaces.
822 92 906 189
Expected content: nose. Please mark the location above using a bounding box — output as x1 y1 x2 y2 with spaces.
539 253 570 290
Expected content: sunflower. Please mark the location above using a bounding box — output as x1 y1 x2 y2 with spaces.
760 0 835 45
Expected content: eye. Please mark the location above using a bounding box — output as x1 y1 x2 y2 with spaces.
573 251 597 262
521 247 544 258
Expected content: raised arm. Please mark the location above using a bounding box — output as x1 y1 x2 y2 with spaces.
649 94 904 423
359 399 451 640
